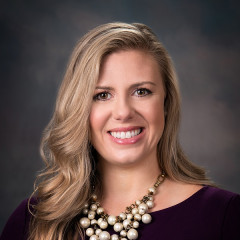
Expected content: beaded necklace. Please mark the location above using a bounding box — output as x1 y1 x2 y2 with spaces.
79 173 165 240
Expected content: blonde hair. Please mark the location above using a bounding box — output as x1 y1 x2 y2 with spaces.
29 22 212 240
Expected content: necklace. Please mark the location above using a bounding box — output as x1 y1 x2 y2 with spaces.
80 173 165 240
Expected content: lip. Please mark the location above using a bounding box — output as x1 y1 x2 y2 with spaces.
107 127 145 145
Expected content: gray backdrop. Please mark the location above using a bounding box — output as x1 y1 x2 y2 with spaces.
1 0 239 232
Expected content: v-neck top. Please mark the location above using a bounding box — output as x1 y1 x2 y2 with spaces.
1 186 240 240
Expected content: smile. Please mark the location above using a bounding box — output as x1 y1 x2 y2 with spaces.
109 128 142 139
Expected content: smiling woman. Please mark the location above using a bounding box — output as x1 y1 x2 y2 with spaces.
1 22 240 240
90 50 165 166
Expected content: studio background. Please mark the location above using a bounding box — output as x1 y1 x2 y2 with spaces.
1 0 239 232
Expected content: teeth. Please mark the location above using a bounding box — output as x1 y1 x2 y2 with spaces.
126 131 131 138
110 129 141 139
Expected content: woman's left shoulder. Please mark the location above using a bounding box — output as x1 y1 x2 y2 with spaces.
203 186 240 239
199 185 240 206
197 186 240 238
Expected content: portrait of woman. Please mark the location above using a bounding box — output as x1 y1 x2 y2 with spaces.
1 22 240 240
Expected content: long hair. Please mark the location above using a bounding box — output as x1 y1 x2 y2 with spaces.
29 22 212 240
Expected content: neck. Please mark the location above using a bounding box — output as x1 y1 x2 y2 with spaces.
97 156 161 215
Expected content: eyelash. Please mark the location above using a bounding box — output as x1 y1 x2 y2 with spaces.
134 88 152 97
93 88 152 101
93 92 111 101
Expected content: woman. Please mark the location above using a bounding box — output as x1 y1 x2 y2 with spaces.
1 22 239 240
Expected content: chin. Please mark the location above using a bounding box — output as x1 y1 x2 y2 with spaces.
101 151 146 167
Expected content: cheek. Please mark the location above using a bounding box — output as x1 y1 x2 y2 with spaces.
89 105 109 139
90 107 100 136
141 97 165 121
153 105 165 126
143 100 165 134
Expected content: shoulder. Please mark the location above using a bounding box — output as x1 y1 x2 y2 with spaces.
198 186 240 207
161 185 240 239
202 186 240 239
183 185 240 214
155 179 239 213
0 198 37 240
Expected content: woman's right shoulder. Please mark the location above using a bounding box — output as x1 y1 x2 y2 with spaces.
0 197 37 240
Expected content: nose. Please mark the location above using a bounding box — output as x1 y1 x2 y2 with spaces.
112 97 134 121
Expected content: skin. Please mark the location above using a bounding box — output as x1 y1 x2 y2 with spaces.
89 50 202 215
90 49 165 167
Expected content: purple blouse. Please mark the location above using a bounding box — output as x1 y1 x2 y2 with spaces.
1 186 240 240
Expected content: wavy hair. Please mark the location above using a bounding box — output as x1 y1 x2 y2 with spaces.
29 22 212 240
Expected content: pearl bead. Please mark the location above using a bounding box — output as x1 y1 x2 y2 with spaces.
149 196 153 201
146 200 154 208
121 238 127 240
138 203 148 211
91 219 98 225
98 218 103 225
86 228 94 237
113 222 123 232
99 231 110 240
92 194 97 201
99 221 108 229
107 215 117 225
80 217 90 228
95 229 102 236
84 203 89 208
142 213 152 224
88 210 96 220
132 208 138 215
83 208 89 215
127 228 138 240
119 212 126 220
127 214 133 220
120 230 127 237
123 219 130 228
148 187 156 194
133 221 139 228
97 207 104 215
134 214 141 221
111 234 119 240
91 204 98 211
135 200 141 205
138 203 148 215
90 235 98 240
138 208 146 215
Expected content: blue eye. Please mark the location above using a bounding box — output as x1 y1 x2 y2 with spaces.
93 92 111 101
134 88 152 97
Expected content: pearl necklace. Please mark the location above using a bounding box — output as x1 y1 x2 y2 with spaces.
79 173 165 240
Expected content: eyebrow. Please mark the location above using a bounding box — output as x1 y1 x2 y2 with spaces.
95 81 157 90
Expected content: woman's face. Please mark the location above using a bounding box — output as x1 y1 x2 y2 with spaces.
90 49 165 167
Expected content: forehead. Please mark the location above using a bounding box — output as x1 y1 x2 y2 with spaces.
98 49 162 85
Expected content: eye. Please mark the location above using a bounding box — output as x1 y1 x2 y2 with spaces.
93 92 112 101
134 88 152 97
